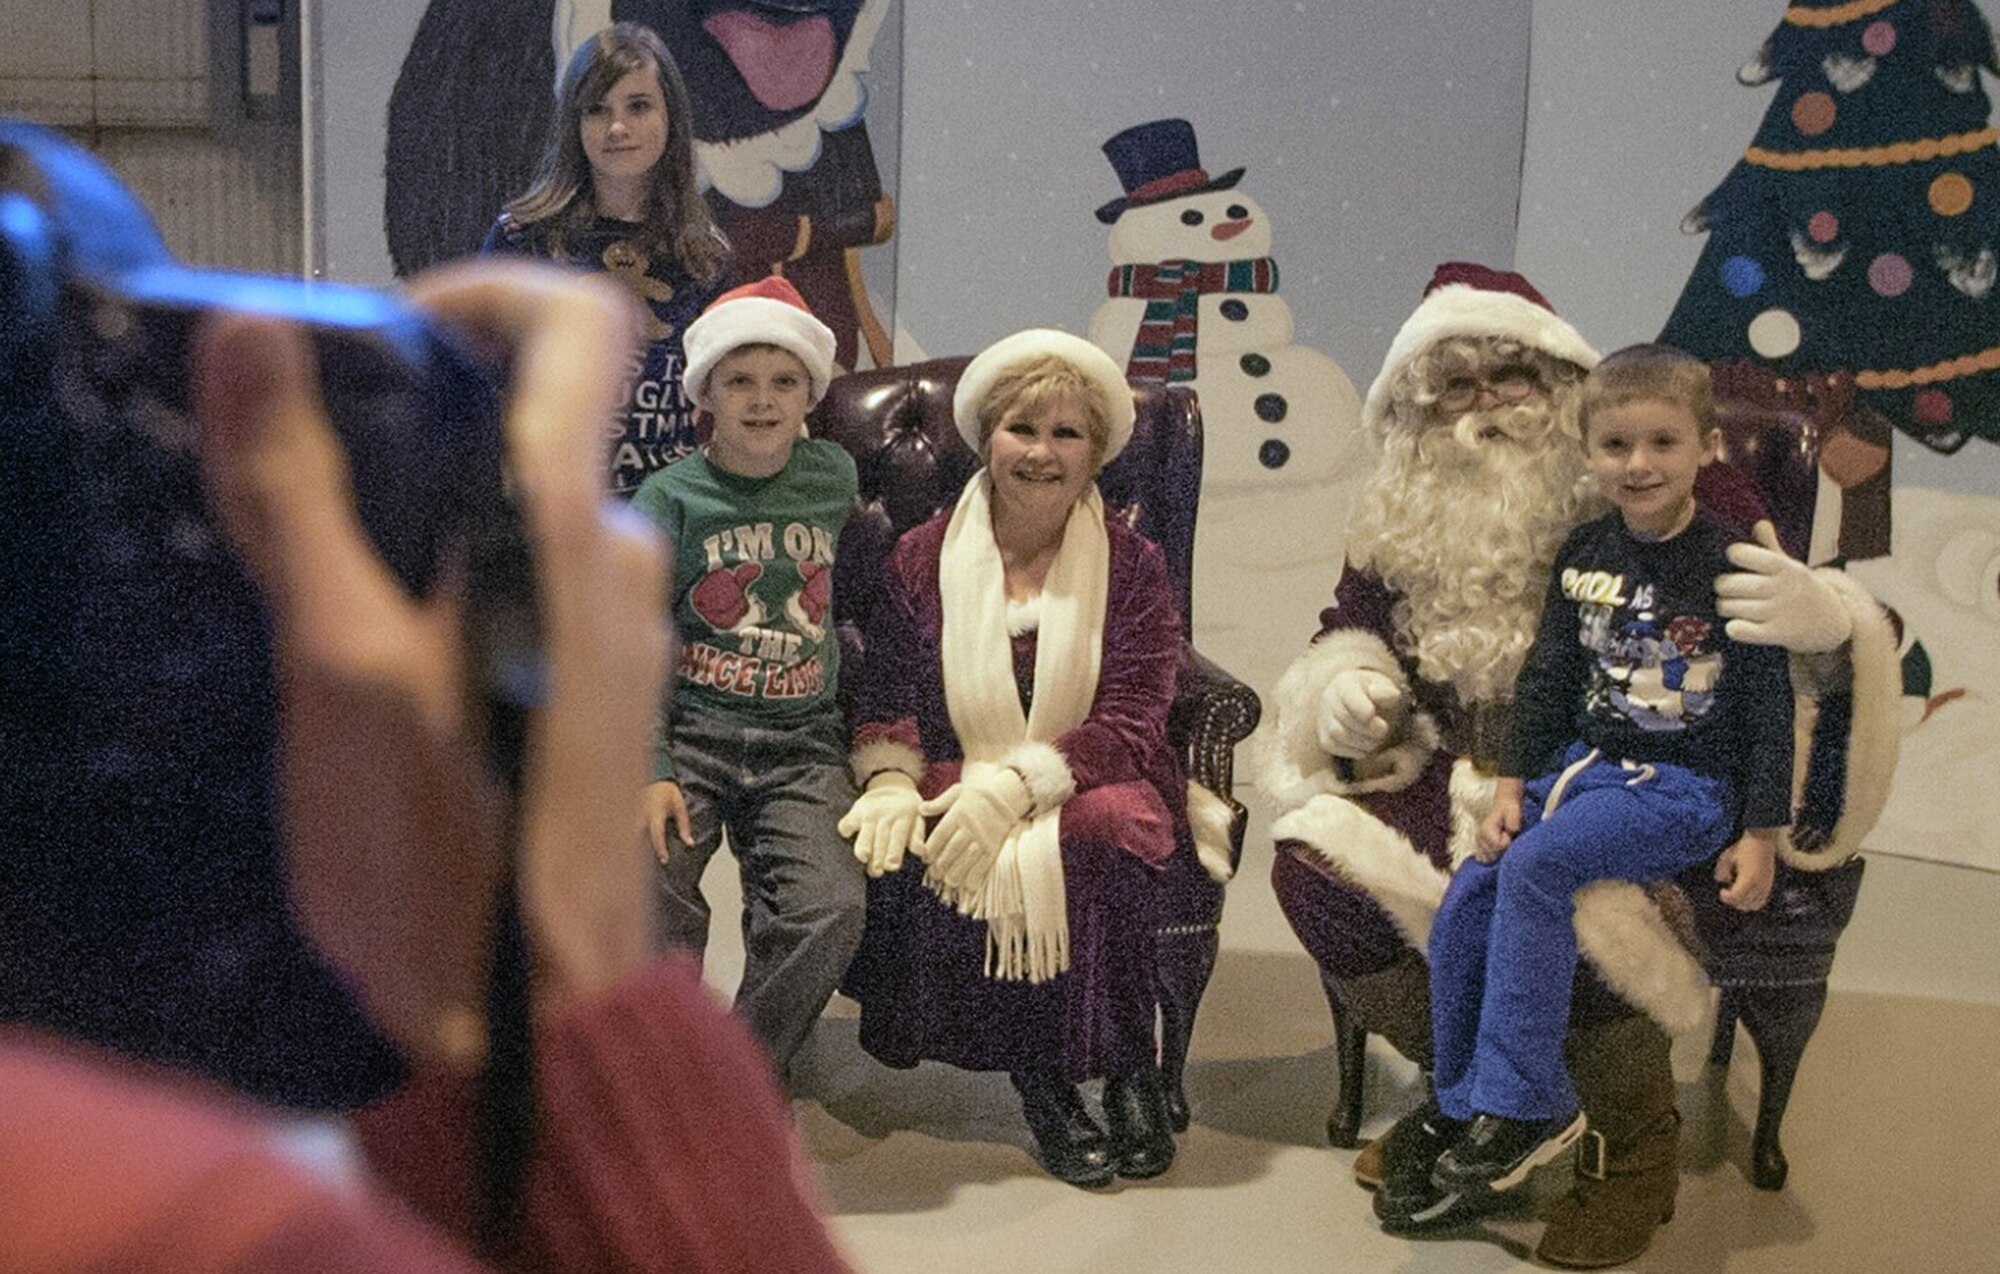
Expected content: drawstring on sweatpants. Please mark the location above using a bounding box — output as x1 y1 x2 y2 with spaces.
1543 749 1657 818
1543 748 1599 817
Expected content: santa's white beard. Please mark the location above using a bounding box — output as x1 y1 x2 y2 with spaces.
1350 398 1597 703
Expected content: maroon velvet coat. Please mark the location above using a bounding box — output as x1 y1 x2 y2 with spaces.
847 510 1185 1081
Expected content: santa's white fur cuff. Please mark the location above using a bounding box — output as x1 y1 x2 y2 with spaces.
1257 628 1434 812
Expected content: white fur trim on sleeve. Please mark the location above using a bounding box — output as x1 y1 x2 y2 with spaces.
1186 780 1237 883
1272 794 1449 950
1782 567 1902 870
1001 740 1077 815
1573 882 1713 1036
850 737 925 789
1255 628 1436 813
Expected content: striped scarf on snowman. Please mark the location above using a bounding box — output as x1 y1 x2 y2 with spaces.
1107 256 1279 385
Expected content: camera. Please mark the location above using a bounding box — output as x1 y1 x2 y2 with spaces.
1 117 513 602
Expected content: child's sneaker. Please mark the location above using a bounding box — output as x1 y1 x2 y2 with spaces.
1432 1109 1587 1194
1373 1098 1482 1230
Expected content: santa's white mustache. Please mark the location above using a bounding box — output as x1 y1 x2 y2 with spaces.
1414 403 1541 464
1453 402 1547 449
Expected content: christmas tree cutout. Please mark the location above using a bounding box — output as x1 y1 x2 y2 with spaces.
1661 0 2000 458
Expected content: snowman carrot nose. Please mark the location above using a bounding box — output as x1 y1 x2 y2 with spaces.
1212 219 1252 241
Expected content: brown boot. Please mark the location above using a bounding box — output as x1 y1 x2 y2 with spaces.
1352 1133 1385 1189
1535 1015 1680 1270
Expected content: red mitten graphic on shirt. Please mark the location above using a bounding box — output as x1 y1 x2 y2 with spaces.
690 561 763 629
796 560 832 626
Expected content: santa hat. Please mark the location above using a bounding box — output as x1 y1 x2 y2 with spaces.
1362 261 1600 438
953 329 1138 462
681 276 838 410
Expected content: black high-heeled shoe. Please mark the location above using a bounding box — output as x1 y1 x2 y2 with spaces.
1011 1070 1115 1188
1102 1066 1176 1180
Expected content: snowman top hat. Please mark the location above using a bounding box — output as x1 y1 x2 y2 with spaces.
1095 118 1245 224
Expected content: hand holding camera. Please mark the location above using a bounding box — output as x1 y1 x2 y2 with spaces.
192 261 665 1069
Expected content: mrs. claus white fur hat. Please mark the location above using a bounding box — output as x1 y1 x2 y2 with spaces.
681 275 838 410
1362 261 1600 439
953 328 1138 462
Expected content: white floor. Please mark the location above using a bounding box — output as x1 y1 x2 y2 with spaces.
695 808 2000 1273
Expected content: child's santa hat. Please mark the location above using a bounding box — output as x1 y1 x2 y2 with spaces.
681 275 838 410
1363 262 1600 438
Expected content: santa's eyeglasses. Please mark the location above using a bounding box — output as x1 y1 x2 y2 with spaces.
1437 364 1541 411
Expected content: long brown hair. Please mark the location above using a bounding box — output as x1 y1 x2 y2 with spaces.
502 23 729 282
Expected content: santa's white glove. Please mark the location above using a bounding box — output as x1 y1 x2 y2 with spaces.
1717 520 1851 654
1316 668 1406 758
920 768 1033 891
838 771 925 878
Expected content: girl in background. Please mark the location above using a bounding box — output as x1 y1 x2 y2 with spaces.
484 22 732 496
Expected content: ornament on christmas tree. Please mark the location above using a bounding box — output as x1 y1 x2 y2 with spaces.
1661 0 2000 457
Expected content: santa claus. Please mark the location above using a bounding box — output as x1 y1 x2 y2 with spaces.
1257 263 1899 1267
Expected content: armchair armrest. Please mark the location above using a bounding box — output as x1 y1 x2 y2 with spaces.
1171 644 1261 798
1172 644 1260 881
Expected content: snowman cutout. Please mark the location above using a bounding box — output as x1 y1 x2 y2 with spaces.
1089 119 1368 695
1845 486 2000 870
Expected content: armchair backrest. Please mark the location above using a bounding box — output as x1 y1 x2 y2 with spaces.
810 356 1204 649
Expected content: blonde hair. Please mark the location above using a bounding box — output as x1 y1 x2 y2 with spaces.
1581 343 1715 439
973 354 1115 468
502 23 729 282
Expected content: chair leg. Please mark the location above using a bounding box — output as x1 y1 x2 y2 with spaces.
1154 924 1219 1134
1737 979 1829 1191
1319 951 1433 1149
1329 1005 1369 1149
1314 964 1371 1149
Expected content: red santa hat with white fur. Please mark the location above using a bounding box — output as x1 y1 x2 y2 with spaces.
681 275 839 411
1362 262 1600 438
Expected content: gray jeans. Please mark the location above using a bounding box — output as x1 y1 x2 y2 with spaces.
657 710 863 1074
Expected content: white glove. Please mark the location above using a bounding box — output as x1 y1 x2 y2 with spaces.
920 768 1033 891
1316 668 1405 758
837 771 925 878
1717 520 1851 654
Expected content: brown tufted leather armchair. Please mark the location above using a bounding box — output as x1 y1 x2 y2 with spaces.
810 356 1262 1126
1687 392 1874 1192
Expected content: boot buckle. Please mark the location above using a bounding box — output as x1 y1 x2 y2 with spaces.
1577 1128 1609 1181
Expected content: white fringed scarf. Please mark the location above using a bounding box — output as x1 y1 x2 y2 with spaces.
935 473 1108 982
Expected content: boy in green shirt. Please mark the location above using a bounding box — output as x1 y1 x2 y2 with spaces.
633 277 862 1076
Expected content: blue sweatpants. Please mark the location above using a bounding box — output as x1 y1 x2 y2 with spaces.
1430 743 1733 1121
